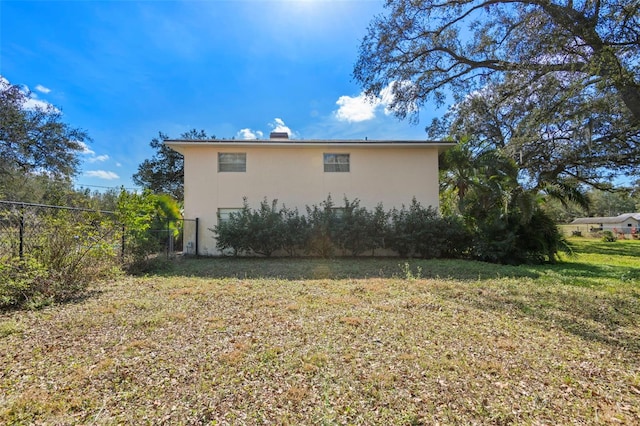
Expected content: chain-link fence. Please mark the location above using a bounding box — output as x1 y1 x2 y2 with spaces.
146 218 199 258
1 200 200 264
0 200 124 262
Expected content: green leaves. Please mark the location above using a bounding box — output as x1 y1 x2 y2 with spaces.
0 79 90 180
356 1 640 186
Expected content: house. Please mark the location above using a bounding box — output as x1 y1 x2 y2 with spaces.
571 213 640 236
165 133 454 255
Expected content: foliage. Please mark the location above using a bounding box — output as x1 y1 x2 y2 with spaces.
116 189 182 270
332 198 379 256
602 230 618 243
280 206 308 256
0 212 121 310
133 129 211 201
355 0 640 186
213 196 475 261
517 209 573 264
249 199 288 257
211 193 565 264
0 257 48 309
213 203 251 256
305 196 341 257
0 78 90 181
366 203 389 255
440 143 572 263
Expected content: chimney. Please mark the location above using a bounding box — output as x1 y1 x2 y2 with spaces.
269 131 289 139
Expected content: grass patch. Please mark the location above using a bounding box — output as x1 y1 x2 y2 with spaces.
1 239 639 424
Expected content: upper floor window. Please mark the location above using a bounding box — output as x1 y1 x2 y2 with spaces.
324 153 350 172
218 153 246 172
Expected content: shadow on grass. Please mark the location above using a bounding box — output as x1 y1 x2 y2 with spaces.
151 254 640 353
537 261 640 286
448 286 639 353
568 239 640 257
157 256 541 281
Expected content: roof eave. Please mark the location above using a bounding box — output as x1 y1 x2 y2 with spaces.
165 139 456 154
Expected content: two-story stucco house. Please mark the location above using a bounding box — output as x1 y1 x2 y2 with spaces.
165 133 454 255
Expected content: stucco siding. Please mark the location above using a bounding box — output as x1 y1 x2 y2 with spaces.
174 142 445 255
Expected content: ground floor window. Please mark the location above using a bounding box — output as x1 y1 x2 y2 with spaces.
217 208 242 223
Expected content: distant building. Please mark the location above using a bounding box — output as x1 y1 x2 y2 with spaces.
571 213 640 235
165 133 453 255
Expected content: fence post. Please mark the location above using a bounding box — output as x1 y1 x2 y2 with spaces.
19 207 25 259
195 217 199 256
166 220 170 259
121 224 126 262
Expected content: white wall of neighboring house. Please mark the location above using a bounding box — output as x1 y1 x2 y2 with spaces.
166 139 453 255
571 214 640 236
604 218 640 234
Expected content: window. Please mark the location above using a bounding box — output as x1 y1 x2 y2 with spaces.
218 153 246 172
218 208 242 223
324 153 350 172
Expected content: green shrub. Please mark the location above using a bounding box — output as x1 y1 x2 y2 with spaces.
213 203 251 256
116 189 182 270
209 196 563 265
516 209 572 264
388 198 461 258
0 215 121 309
247 199 286 257
602 230 617 242
335 198 380 256
281 207 308 256
305 196 340 257
0 256 48 309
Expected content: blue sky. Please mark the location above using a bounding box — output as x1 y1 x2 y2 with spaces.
1 0 444 191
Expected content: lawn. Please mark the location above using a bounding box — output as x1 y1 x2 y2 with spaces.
1 239 639 424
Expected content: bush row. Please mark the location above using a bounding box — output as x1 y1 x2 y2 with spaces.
212 197 472 258
213 196 568 264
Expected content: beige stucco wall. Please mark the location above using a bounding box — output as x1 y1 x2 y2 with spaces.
175 143 443 255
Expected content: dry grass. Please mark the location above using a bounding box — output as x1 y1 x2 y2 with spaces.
1 240 639 424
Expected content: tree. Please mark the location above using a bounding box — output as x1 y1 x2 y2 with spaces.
0 78 90 189
116 189 182 266
354 1 640 185
133 129 211 201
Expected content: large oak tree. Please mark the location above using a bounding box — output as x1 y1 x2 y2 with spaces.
354 0 640 186
0 79 89 180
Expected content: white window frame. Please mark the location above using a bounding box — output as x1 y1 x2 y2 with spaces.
324 153 350 172
218 153 246 172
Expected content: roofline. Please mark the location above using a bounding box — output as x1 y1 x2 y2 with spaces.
165 139 456 153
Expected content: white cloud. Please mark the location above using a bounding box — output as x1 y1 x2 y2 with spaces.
77 141 95 155
0 77 59 112
236 128 264 140
35 84 51 94
77 142 111 165
22 95 58 112
270 118 291 134
334 93 380 122
236 118 296 139
85 170 120 180
334 81 416 123
87 154 110 163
